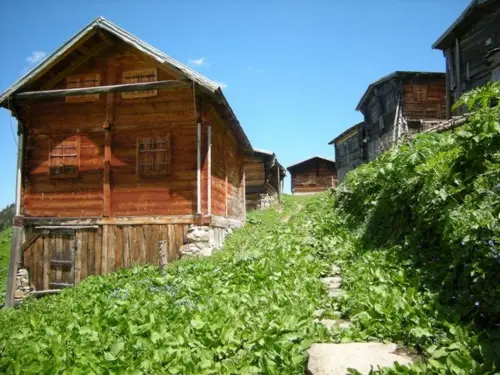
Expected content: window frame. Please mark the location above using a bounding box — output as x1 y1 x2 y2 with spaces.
48 135 80 179
136 133 172 178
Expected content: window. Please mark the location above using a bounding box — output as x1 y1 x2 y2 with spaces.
137 134 171 177
122 68 158 99
66 73 100 103
49 136 80 178
413 85 428 102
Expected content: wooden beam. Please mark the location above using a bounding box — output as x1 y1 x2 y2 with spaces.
22 231 46 253
207 125 212 216
77 45 90 55
40 41 110 90
98 30 115 46
17 80 188 100
196 122 202 214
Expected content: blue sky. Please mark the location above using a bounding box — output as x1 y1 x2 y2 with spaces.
0 0 469 204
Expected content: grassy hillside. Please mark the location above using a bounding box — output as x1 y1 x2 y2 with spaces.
0 83 498 374
0 228 12 301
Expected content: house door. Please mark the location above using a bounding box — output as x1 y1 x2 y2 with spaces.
44 230 76 290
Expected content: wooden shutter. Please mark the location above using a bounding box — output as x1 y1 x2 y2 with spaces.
136 133 171 177
66 73 100 103
49 135 80 179
122 68 158 99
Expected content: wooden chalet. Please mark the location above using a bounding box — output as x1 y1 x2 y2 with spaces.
356 71 446 161
328 122 365 182
1 17 253 306
287 157 337 195
244 148 286 210
432 0 500 117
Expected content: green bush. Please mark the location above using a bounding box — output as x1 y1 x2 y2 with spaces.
306 82 500 374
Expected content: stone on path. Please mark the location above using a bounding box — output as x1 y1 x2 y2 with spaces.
331 264 341 276
320 319 352 330
307 343 414 375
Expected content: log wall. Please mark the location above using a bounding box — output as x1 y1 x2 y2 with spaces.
24 224 190 291
290 159 337 194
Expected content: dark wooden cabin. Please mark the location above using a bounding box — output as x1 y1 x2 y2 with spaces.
328 122 365 182
432 0 500 117
287 157 337 195
245 149 285 210
356 71 446 161
1 17 253 303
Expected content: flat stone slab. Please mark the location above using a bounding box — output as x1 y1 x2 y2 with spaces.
328 289 345 298
331 264 341 275
321 277 342 289
307 343 413 375
321 319 352 330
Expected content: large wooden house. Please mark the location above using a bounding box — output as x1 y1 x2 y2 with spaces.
356 71 446 161
432 0 500 117
328 122 365 182
2 17 253 305
244 149 285 210
287 157 337 195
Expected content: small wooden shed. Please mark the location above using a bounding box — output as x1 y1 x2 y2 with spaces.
244 148 286 210
356 71 446 161
287 157 337 195
432 0 500 117
328 122 365 183
1 17 253 304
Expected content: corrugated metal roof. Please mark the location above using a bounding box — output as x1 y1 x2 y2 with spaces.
287 156 335 171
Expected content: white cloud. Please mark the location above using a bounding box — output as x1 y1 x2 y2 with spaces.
188 57 207 66
26 51 47 65
214 81 228 89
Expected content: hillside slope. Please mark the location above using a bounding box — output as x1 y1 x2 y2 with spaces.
0 228 12 301
0 84 498 374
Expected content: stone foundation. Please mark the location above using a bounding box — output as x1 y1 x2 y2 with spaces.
179 225 233 257
259 193 274 210
15 268 33 304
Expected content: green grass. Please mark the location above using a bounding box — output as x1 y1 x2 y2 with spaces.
0 227 12 301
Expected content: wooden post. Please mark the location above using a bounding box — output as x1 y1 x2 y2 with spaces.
158 240 168 270
4 121 24 307
103 59 115 217
455 38 461 113
242 165 246 222
445 49 452 119
207 125 212 216
276 165 280 203
196 122 202 215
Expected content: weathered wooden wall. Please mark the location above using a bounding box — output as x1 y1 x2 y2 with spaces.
24 224 189 291
402 76 446 120
207 108 244 220
445 3 500 115
290 159 336 194
334 124 365 182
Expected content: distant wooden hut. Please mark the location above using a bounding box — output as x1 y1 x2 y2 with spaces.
244 149 285 210
287 157 337 195
1 17 253 305
328 122 365 182
356 71 446 161
432 0 500 117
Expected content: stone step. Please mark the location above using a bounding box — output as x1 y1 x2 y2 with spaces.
328 289 345 299
307 342 414 375
320 319 352 330
321 276 342 289
331 264 341 276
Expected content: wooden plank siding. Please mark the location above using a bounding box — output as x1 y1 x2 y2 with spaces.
23 224 189 290
15 39 248 291
288 158 337 194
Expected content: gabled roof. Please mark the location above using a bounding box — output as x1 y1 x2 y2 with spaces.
355 71 445 111
0 17 252 152
328 121 364 145
287 156 335 172
432 0 497 50
251 148 286 178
